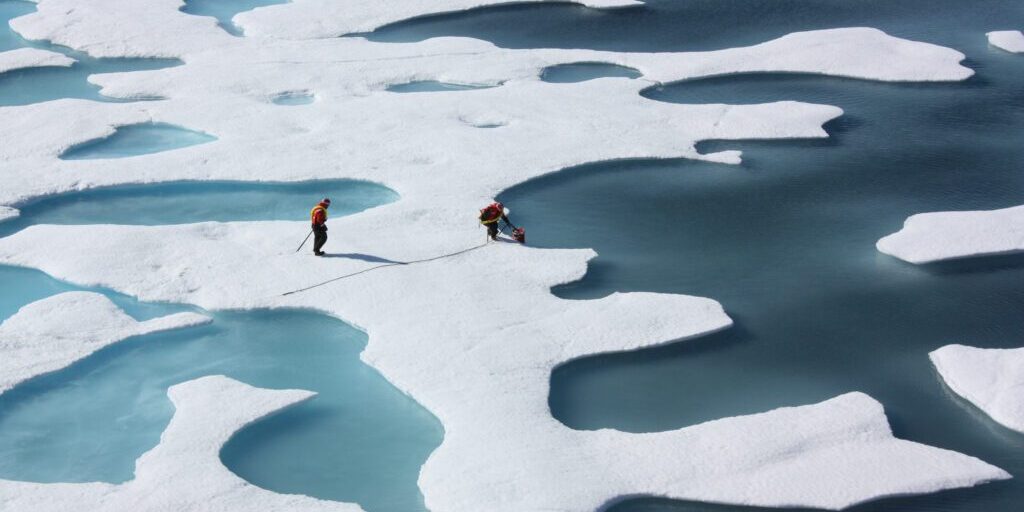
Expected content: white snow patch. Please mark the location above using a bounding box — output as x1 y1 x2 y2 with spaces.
0 206 18 222
0 48 75 74
877 205 1024 264
0 291 209 394
988 30 1024 53
0 375 359 512
931 344 1024 434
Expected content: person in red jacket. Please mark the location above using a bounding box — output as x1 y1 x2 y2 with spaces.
311 198 331 256
478 201 517 241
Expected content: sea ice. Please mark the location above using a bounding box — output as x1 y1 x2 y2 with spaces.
0 27 971 207
0 206 17 222
0 375 359 511
0 291 209 394
0 47 74 74
877 205 1024 264
0 222 1009 510
0 0 1004 509
931 344 1024 434
988 30 1024 53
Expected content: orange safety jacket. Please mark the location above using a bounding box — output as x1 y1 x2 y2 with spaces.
311 203 329 226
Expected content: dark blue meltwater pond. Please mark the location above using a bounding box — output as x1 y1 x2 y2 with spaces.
469 2 1024 512
540 63 641 83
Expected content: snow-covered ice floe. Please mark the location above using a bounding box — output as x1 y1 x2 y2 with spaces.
0 0 1005 509
988 30 1024 53
0 48 75 75
0 223 1010 510
0 206 17 222
0 291 209 394
931 344 1024 434
877 205 1024 264
0 375 358 512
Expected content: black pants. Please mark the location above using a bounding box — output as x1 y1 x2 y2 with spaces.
486 222 499 239
312 224 328 253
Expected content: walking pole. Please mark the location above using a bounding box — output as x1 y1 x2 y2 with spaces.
295 229 313 253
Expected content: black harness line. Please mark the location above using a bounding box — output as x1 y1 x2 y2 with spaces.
281 242 489 297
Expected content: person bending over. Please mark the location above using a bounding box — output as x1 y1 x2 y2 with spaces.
478 201 517 241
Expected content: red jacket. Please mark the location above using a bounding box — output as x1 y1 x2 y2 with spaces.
311 203 328 226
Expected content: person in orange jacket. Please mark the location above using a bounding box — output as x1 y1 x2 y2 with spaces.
478 201 517 241
311 198 331 256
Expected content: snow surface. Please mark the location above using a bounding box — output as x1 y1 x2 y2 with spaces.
988 30 1024 53
0 48 75 74
0 206 17 222
0 0 1004 510
0 291 209 394
877 205 1024 264
931 344 1024 434
0 375 359 512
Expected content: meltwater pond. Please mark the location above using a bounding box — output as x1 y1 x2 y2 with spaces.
386 80 496 93
0 179 397 238
0 280 442 512
181 0 288 36
0 0 180 106
540 63 641 83
472 1 1024 511
0 178 430 511
59 123 216 160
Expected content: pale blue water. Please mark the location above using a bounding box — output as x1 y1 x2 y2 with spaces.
0 1 180 106
272 91 315 105
181 0 289 37
4 1 1024 511
540 63 641 83
0 178 433 512
59 122 217 160
386 80 496 92
0 270 441 511
0 179 398 238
